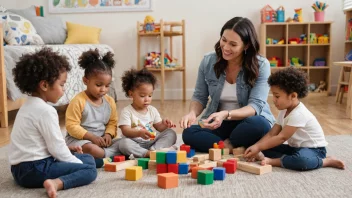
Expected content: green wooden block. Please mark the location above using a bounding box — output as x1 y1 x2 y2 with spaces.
221 149 224 155
137 158 150 169
40 6 44 17
156 152 166 164
197 170 214 185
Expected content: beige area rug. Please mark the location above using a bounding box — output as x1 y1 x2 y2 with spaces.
0 135 351 198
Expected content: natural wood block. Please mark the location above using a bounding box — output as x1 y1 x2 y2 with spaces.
209 148 221 161
150 151 157 160
199 161 217 170
125 166 143 181
104 160 137 172
222 148 230 155
158 173 178 189
193 154 209 162
237 161 272 175
232 147 245 155
177 151 187 163
148 160 157 170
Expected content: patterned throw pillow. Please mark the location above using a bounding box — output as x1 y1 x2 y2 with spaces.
1 13 44 45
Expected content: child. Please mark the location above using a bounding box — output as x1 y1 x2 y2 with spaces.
65 49 121 159
244 67 345 171
118 68 177 157
8 48 97 198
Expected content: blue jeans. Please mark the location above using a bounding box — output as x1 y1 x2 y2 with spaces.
262 144 326 171
182 116 271 152
11 154 97 189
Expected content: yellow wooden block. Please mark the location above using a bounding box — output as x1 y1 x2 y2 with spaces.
125 166 143 181
150 151 157 160
177 151 187 163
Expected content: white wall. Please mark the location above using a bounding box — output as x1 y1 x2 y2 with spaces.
0 0 345 100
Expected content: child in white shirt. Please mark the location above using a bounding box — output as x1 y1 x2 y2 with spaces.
118 68 177 157
244 67 344 170
8 48 97 198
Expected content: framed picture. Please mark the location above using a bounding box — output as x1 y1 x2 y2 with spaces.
49 0 153 13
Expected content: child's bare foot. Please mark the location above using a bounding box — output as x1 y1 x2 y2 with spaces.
323 156 345 169
43 179 63 198
260 157 272 166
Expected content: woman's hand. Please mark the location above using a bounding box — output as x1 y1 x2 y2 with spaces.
180 112 197 129
162 118 176 128
201 111 228 130
68 145 83 154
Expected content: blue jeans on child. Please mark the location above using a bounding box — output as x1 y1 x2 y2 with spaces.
262 144 326 171
182 116 271 152
11 153 97 189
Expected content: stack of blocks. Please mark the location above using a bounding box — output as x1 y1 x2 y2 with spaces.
156 150 188 174
213 141 229 155
180 144 195 158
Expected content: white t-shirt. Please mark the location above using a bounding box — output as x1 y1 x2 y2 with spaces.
218 81 240 111
276 102 327 148
8 96 82 165
118 105 162 142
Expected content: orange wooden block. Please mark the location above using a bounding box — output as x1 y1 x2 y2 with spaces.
104 163 117 172
158 173 178 189
191 167 206 179
189 162 198 172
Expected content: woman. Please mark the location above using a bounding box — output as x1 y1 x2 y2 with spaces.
180 17 275 152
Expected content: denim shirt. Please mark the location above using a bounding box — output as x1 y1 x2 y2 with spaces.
192 51 275 125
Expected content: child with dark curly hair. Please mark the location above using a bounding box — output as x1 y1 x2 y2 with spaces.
9 48 97 198
65 49 121 159
244 67 345 171
118 68 177 157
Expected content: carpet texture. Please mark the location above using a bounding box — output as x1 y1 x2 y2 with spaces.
0 135 351 198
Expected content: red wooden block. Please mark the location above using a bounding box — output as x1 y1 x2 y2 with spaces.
223 161 237 174
227 159 237 164
218 141 225 149
180 144 190 153
167 164 178 174
157 164 168 174
113 155 125 162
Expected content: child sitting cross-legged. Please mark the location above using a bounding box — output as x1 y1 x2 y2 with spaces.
8 48 97 198
244 67 345 171
118 68 177 158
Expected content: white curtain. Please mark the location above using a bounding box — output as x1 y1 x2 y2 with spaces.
344 0 352 11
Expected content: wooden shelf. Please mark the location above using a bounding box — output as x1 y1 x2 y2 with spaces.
137 19 186 103
260 22 332 96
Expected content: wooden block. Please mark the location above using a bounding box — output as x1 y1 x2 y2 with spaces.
193 154 209 162
158 173 178 189
167 164 178 174
189 162 198 172
137 158 150 169
213 167 226 180
191 167 206 179
113 155 125 162
177 151 187 163
156 151 166 164
148 160 157 170
104 160 137 172
222 148 230 155
178 163 189 174
125 166 142 181
232 147 245 155
157 164 168 174
223 161 237 174
199 161 217 169
166 151 177 164
237 161 272 175
209 148 221 161
197 170 214 185
150 151 157 160
180 144 191 153
199 160 211 165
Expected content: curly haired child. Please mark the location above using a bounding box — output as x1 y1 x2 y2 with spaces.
65 49 121 159
118 68 177 157
9 48 97 198
244 67 345 171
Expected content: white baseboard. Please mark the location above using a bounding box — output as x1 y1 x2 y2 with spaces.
117 89 195 100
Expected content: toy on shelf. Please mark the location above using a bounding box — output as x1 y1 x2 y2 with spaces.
144 50 178 68
289 57 304 66
315 81 326 92
276 6 285 22
308 83 316 92
347 18 352 41
269 57 282 67
294 8 303 22
345 50 352 61
277 38 285 44
313 58 326 66
261 5 276 23
317 34 329 44
266 38 284 45
300 34 307 44
310 33 317 44
288 38 300 44
143 15 155 33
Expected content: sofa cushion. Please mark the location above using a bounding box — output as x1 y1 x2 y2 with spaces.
1 13 44 45
28 16 67 44
7 6 37 19
65 21 101 44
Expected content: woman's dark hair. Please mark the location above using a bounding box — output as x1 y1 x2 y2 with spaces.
78 48 115 77
268 67 308 98
13 47 71 95
121 68 157 97
214 17 260 87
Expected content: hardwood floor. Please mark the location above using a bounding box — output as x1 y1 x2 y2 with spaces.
1 95 352 147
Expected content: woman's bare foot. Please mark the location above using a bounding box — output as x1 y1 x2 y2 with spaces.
223 139 234 153
323 156 345 169
43 179 63 198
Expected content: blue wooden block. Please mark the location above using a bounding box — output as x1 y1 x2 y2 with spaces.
178 163 189 174
187 149 195 158
213 167 226 180
166 151 177 164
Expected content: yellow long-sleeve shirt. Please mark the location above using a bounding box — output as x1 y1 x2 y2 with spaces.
66 91 118 140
